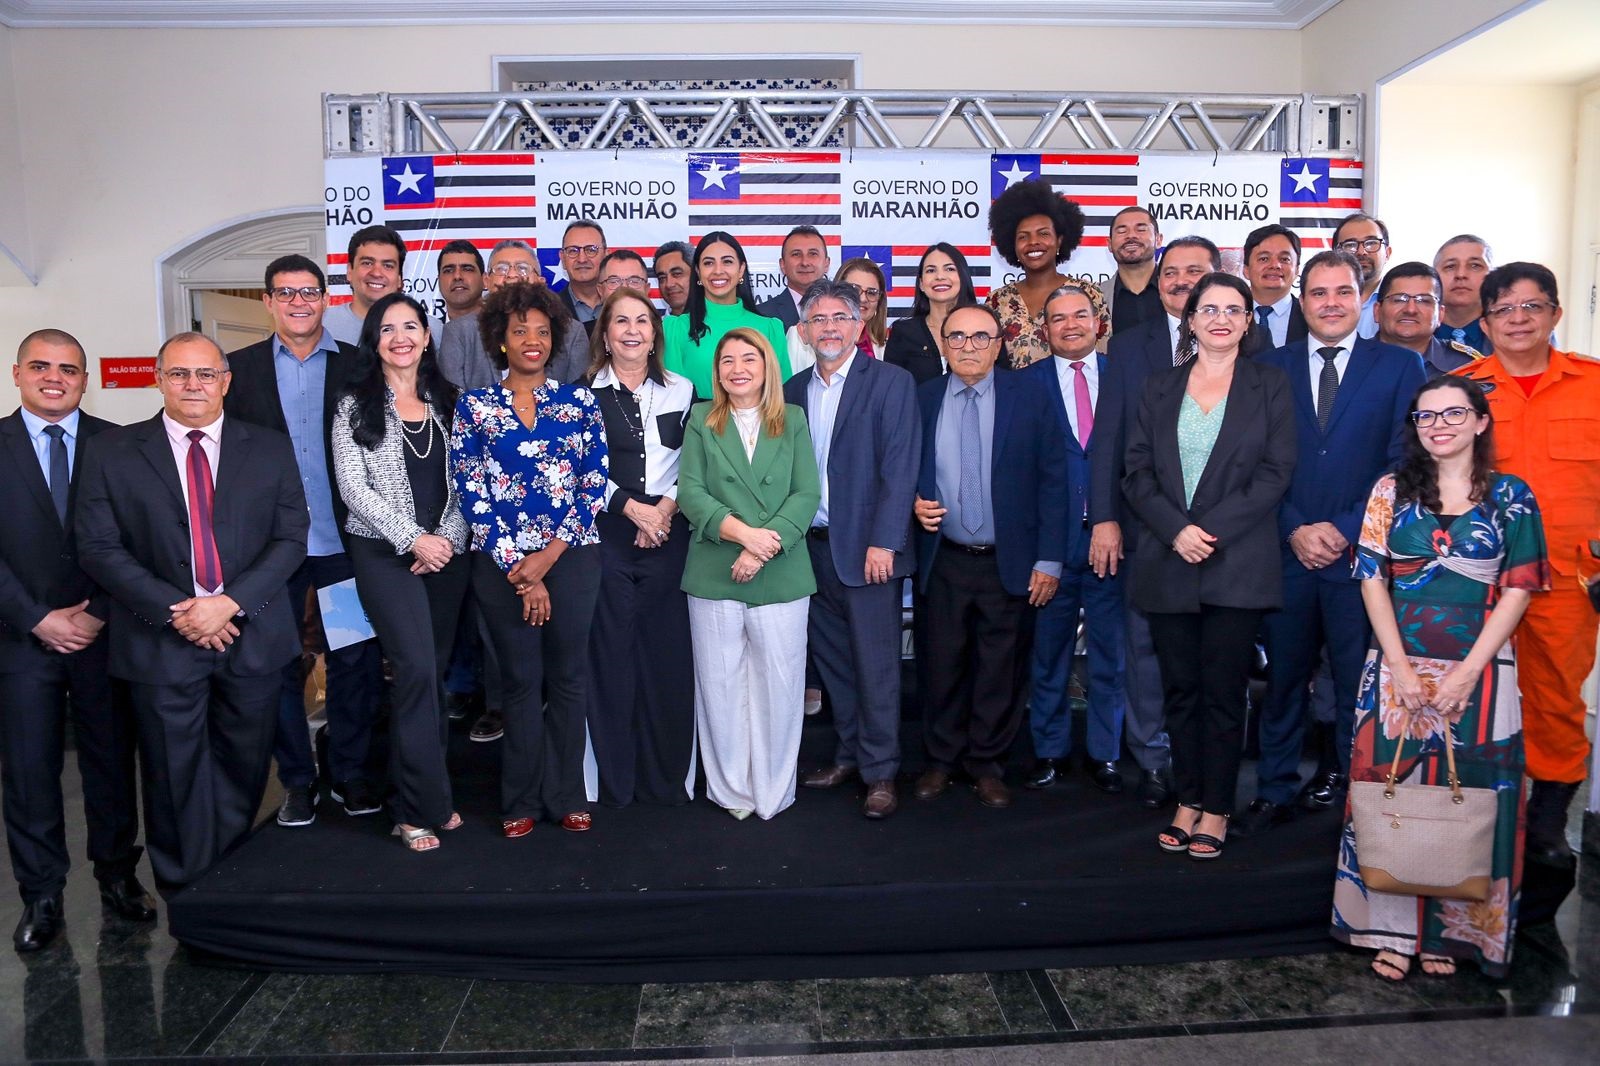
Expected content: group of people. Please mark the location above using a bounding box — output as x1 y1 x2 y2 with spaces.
2 183 1594 994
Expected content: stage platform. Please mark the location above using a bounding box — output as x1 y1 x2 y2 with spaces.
168 723 1343 982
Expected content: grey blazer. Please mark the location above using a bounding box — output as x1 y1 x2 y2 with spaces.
437 310 588 391
332 394 468 554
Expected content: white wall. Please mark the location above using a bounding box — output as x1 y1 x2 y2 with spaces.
0 22 34 286
1377 81 1577 305
0 20 1311 420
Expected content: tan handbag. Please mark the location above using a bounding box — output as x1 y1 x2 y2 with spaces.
1349 710 1497 901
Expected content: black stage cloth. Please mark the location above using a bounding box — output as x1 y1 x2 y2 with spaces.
169 722 1343 982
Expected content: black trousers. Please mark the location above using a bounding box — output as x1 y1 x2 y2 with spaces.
129 668 278 892
472 546 600 821
0 640 141 903
348 536 469 828
1147 605 1264 817
807 536 904 783
919 546 1034 781
587 512 695 807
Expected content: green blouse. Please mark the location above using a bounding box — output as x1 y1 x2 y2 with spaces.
1177 393 1227 509
663 300 791 398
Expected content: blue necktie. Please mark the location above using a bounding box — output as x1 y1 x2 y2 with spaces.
43 424 69 525
1256 306 1272 331
959 386 983 536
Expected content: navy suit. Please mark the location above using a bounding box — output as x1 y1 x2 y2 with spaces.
757 290 801 330
784 355 920 783
1254 337 1427 804
1020 356 1126 764
914 370 1067 780
1092 315 1177 772
1243 298 1309 357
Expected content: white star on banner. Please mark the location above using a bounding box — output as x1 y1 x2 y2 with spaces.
1287 163 1322 194
698 159 735 191
389 164 426 196
998 160 1033 189
544 259 568 286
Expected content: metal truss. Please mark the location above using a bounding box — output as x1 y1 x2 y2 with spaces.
324 89 1362 158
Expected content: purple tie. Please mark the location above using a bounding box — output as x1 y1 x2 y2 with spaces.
1072 360 1093 449
186 430 223 593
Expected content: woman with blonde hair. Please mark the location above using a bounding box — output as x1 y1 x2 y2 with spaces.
676 327 820 820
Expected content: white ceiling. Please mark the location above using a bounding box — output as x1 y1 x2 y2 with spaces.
0 0 1342 30
1392 0 1600 86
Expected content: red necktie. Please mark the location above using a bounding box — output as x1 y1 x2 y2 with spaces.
186 430 223 593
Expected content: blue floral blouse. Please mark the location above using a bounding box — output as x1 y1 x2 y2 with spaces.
449 382 609 573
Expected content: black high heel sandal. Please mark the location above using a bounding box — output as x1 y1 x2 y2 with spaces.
1158 803 1203 853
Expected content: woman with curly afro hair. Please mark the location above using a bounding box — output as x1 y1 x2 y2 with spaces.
986 179 1106 368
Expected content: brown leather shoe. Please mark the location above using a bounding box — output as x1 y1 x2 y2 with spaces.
974 776 1012 809
862 780 898 819
801 765 858 789
914 768 950 800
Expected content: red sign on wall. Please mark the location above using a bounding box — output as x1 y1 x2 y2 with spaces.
100 357 158 389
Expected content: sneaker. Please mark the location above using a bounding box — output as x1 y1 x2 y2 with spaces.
331 779 381 816
470 707 504 742
276 786 318 827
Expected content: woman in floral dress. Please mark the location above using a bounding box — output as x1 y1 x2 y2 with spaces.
984 178 1104 369
1331 377 1548 980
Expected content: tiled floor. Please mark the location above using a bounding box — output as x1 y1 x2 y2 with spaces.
0 763 1594 1063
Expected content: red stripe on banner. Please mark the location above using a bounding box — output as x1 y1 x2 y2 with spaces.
402 237 527 251
387 196 537 210
1071 195 1140 207
688 194 842 206
1300 237 1331 249
693 234 843 246
328 254 348 265
1044 153 1141 167
434 153 536 167
1280 199 1362 210
1080 236 1109 247
730 152 841 165
891 245 990 256
1329 159 1364 171
329 295 354 305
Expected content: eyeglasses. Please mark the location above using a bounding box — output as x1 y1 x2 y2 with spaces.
943 331 995 350
490 263 534 278
1335 238 1388 254
1410 407 1473 428
1485 299 1557 320
162 367 228 385
805 312 857 328
562 244 603 258
601 276 650 291
1381 293 1439 308
1193 305 1248 321
269 286 324 303
849 286 882 300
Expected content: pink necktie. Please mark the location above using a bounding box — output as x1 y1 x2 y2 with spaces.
186 430 223 593
1072 360 1093 449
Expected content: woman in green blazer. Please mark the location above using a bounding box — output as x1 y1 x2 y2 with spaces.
677 327 821 820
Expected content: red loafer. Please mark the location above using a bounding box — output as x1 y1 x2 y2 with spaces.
502 817 534 838
560 811 592 833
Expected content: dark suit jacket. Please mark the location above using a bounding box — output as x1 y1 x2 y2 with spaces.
1122 356 1297 613
1020 355 1113 565
914 372 1068 598
1259 337 1427 581
1097 317 1176 550
884 316 946 387
75 414 309 684
783 355 922 584
223 335 360 539
0 409 116 671
1243 298 1309 356
756 290 801 330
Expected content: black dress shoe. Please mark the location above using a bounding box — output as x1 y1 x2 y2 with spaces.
1136 768 1173 809
1025 758 1060 789
1090 761 1124 794
99 876 157 922
13 894 63 953
1233 798 1290 837
1298 770 1348 810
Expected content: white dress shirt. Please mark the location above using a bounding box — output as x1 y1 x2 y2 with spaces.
806 353 857 528
1307 332 1357 413
162 411 226 597
1165 314 1182 364
1052 353 1099 443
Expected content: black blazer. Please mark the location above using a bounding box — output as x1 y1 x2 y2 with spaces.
1121 356 1296 614
224 336 361 539
0 409 116 671
75 414 309 684
1243 298 1309 356
884 316 946 387
756 291 801 330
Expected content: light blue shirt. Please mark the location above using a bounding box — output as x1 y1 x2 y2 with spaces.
935 371 995 546
19 406 80 487
273 331 342 556
1262 293 1294 348
805 353 857 528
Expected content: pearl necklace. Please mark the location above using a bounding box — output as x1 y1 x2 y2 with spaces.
401 414 434 459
